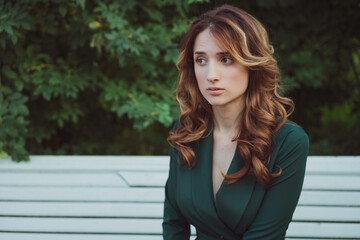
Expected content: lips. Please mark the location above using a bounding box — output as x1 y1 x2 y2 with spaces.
206 87 225 95
207 87 224 91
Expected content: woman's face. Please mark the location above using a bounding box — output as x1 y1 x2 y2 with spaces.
193 28 249 111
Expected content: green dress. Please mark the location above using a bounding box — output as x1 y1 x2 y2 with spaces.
162 120 309 240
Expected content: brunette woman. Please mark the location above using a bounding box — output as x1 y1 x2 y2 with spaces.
163 5 309 240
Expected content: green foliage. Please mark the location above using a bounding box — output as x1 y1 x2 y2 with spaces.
311 104 360 155
0 89 30 161
246 0 360 155
1 0 359 161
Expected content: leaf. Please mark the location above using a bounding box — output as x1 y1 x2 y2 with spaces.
10 34 18 44
8 92 22 101
75 0 86 10
17 105 29 116
59 6 68 17
14 79 24 91
9 103 18 115
104 91 115 101
89 21 101 30
58 118 64 128
42 91 51 101
0 101 8 115
0 151 9 160
49 76 60 85
188 0 210 4
4 24 13 35
3 67 17 79
21 22 31 30
105 33 116 40
117 104 131 117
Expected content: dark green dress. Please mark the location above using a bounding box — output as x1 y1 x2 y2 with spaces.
162 120 309 240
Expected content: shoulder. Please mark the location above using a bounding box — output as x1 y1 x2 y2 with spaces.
275 120 309 145
169 119 182 164
169 119 180 154
273 120 310 165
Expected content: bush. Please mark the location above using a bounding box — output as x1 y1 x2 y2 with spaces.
1 0 359 161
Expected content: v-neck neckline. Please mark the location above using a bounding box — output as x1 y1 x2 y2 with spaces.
209 129 239 206
190 123 260 233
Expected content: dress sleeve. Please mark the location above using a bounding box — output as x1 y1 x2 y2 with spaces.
243 128 309 240
162 122 191 239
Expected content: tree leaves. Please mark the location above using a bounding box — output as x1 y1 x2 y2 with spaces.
1 0 359 161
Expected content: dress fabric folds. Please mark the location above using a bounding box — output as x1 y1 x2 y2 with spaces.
163 120 309 240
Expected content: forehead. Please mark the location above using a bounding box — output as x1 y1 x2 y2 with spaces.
193 28 227 54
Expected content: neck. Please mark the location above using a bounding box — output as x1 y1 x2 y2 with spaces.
212 100 244 137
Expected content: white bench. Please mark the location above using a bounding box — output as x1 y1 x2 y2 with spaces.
0 156 359 239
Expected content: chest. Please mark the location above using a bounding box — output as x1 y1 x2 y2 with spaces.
172 136 265 237
212 136 237 199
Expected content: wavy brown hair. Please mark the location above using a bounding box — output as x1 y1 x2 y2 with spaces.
167 5 294 189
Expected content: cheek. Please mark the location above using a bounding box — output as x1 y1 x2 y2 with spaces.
228 67 249 89
194 66 207 88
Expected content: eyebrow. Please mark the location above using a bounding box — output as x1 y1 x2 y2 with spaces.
194 51 230 55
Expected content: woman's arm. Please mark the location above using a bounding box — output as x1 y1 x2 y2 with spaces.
243 128 309 240
162 130 191 239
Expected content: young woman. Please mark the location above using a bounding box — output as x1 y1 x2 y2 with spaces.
163 5 309 240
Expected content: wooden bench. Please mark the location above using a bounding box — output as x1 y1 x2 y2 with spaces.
0 156 359 239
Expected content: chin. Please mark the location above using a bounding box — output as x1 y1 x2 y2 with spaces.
206 99 227 107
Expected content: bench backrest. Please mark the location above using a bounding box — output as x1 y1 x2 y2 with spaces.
0 156 359 239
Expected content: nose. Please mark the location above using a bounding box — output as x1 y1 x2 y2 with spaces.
206 61 220 82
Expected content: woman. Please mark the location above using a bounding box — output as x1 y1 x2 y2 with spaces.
163 4 309 240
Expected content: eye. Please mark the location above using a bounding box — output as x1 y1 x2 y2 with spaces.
195 57 206 66
221 57 233 64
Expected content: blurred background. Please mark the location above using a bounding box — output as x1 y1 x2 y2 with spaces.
1 0 359 162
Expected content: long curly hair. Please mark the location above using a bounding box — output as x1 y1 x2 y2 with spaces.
167 5 294 189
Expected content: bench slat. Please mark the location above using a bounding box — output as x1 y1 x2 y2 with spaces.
293 206 360 222
0 186 164 202
287 222 360 238
298 191 360 207
305 156 360 175
302 175 360 190
119 172 167 187
0 187 359 206
0 202 163 218
1 156 359 175
0 156 169 172
118 171 360 190
0 202 359 222
0 234 334 240
0 217 161 234
0 217 359 238
0 233 163 240
0 173 126 187
2 170 359 190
